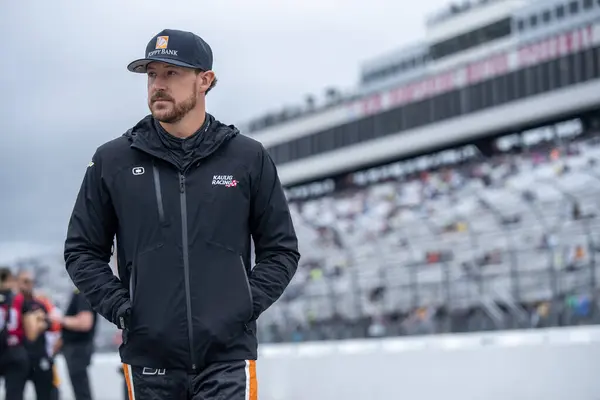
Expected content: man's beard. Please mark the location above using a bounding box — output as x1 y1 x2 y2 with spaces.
149 84 197 124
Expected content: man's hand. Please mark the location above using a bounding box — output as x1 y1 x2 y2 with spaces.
37 312 49 332
23 309 49 341
49 310 64 326
117 306 131 331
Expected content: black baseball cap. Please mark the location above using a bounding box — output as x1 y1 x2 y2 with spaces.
127 29 213 73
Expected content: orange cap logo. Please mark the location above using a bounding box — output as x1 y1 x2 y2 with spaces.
155 36 169 49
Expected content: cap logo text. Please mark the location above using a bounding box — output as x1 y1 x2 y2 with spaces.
155 36 169 49
147 49 179 57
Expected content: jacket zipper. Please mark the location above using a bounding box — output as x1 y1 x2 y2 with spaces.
179 172 197 371
239 256 254 321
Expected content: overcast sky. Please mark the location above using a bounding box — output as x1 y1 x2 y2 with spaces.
0 0 448 259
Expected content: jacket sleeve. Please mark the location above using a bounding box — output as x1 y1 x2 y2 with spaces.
64 149 130 328
248 145 300 321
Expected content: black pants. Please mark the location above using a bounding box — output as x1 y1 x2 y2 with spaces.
62 341 94 400
0 345 30 400
27 356 57 400
122 360 258 400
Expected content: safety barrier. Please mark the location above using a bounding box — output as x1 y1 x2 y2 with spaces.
17 325 600 400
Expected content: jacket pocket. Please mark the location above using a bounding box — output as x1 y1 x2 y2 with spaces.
189 241 253 345
238 255 253 322
129 263 135 305
128 243 188 358
121 263 135 345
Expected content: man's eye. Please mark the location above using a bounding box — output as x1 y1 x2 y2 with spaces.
167 70 177 76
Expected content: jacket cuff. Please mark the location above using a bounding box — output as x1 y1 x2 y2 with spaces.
113 300 131 329
250 286 264 321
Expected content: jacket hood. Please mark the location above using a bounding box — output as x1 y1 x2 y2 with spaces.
123 114 239 167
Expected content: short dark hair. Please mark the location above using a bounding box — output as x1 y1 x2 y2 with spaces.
0 267 12 284
195 69 217 94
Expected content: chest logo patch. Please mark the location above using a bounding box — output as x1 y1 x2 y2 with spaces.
212 175 238 187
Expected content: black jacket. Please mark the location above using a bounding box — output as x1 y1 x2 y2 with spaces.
64 115 300 371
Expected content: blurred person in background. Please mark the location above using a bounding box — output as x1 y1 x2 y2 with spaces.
50 287 97 400
36 293 63 400
64 28 299 399
0 267 48 400
17 271 62 400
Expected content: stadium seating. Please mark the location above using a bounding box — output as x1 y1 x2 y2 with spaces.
257 134 600 343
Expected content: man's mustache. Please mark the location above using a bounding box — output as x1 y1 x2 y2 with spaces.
151 92 174 103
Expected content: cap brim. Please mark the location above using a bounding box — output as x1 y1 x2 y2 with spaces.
127 58 198 73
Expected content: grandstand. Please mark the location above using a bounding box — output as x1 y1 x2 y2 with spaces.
258 129 600 343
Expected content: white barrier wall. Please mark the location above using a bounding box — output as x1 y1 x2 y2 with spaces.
18 325 600 400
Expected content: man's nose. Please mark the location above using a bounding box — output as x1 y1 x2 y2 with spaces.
151 82 167 91
150 76 168 91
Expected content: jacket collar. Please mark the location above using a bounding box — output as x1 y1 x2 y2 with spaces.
124 114 239 170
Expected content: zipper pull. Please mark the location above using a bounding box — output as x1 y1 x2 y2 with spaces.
179 174 185 193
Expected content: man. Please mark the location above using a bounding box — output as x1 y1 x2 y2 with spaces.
0 268 47 400
0 267 28 400
35 293 63 400
64 29 300 400
17 271 62 400
51 287 97 400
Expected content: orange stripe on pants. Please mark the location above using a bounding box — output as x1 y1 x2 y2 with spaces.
52 364 60 387
248 360 258 400
122 363 135 400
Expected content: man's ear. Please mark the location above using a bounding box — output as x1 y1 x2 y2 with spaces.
199 70 216 91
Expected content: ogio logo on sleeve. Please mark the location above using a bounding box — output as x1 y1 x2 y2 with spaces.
132 167 145 176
